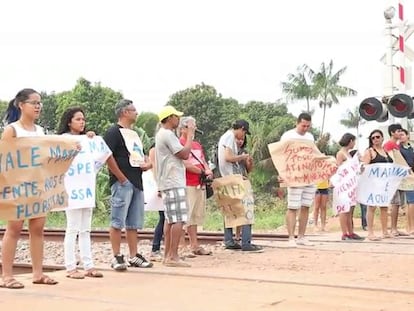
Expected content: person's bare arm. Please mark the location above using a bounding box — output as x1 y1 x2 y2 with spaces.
106 155 128 184
224 147 249 163
245 156 254 173
336 151 345 166
361 149 372 165
1 126 15 140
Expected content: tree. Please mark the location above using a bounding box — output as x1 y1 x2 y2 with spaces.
136 112 159 138
281 64 315 113
55 77 123 135
340 106 365 139
38 92 59 133
167 83 240 155
312 60 357 136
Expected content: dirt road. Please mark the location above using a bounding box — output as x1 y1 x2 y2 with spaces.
1 231 413 310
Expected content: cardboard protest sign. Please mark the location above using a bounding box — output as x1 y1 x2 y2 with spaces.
268 139 337 187
54 136 112 211
392 150 414 191
330 156 359 215
0 136 78 220
212 174 254 228
356 163 410 206
119 128 145 167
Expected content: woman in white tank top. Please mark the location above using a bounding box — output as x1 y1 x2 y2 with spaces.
1 89 58 289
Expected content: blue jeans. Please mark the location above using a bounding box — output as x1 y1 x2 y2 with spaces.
152 211 165 252
360 204 367 228
224 225 252 248
110 180 144 230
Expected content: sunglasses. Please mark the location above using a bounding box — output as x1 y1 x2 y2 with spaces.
370 135 382 140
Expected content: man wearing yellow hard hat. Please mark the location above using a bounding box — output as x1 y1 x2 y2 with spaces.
155 105 195 267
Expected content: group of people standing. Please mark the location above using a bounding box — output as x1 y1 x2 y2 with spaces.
302 120 414 243
2 88 412 290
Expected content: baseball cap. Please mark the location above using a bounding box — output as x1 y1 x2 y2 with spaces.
158 105 183 121
233 119 251 135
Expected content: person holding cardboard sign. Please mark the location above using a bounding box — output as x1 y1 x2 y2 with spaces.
217 120 263 252
280 113 316 248
103 99 153 271
1 89 58 289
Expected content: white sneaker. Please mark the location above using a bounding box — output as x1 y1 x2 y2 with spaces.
287 239 297 248
296 238 314 246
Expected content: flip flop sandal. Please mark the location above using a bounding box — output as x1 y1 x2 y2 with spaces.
84 269 103 278
0 278 24 289
66 270 85 279
164 260 191 268
192 247 212 256
33 275 58 285
367 236 382 241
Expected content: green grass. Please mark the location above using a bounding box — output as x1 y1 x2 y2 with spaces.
0 196 288 231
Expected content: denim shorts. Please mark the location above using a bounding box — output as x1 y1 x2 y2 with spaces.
316 188 329 195
405 191 414 204
110 180 144 230
391 190 404 205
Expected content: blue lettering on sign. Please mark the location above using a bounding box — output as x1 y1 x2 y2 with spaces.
67 162 92 176
44 175 65 191
70 188 93 200
49 145 78 163
366 193 388 205
16 191 66 219
133 142 143 156
89 140 107 153
0 147 42 173
0 181 39 199
368 166 408 178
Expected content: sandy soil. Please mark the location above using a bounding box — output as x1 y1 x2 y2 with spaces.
1 225 414 311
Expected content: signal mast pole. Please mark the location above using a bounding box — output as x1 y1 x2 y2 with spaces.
398 0 408 129
384 6 396 123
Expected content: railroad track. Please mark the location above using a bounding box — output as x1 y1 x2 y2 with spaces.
0 228 290 244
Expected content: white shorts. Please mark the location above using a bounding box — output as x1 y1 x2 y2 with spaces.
287 185 316 209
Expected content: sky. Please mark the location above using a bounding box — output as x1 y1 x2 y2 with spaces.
1 0 413 150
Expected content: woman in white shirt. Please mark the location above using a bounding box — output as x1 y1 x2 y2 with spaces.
1 89 58 289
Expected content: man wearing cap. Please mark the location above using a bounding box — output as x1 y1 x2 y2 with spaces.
217 120 263 252
179 116 213 256
155 105 196 267
103 99 153 271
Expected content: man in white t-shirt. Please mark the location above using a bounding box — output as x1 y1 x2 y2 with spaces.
280 113 315 247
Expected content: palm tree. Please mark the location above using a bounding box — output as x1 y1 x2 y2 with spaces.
281 64 315 113
340 106 365 139
312 60 358 135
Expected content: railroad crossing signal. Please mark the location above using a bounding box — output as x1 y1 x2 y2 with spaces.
359 93 414 122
